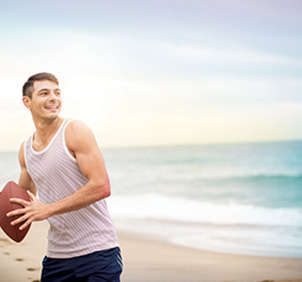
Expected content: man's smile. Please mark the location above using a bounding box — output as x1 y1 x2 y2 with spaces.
44 104 60 111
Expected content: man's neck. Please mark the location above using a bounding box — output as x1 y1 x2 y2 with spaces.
32 117 64 144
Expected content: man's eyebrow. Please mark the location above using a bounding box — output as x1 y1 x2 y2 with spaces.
38 88 49 92
38 88 61 92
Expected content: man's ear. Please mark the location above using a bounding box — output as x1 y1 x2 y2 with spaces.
22 96 32 110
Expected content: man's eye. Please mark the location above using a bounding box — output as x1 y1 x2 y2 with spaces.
40 92 47 95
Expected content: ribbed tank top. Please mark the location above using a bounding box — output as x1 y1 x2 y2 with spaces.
24 119 119 258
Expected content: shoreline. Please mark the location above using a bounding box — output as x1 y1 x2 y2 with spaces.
119 231 302 282
111 217 302 260
0 221 302 282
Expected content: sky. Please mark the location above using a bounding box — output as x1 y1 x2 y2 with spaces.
1 0 302 150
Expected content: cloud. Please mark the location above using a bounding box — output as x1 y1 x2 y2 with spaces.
1 7 301 151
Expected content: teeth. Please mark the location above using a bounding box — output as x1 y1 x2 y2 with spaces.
45 105 58 109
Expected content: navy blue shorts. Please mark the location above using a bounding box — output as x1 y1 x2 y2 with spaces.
41 247 123 282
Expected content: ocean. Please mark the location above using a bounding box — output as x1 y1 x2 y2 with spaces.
1 140 302 258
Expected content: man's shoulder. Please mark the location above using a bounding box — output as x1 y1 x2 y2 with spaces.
18 139 29 156
65 120 97 150
65 119 93 136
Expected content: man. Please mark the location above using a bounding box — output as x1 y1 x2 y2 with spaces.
7 72 123 282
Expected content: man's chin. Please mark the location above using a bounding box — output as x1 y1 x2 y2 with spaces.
41 113 61 122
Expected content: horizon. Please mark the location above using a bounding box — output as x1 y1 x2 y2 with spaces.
1 137 301 153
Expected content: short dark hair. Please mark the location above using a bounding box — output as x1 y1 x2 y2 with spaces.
23 72 59 98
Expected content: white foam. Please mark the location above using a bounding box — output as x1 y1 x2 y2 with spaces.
107 193 302 227
171 229 302 258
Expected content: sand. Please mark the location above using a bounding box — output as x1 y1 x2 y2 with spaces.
0 221 301 282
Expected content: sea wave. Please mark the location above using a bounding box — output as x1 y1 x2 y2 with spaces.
203 173 302 181
107 193 302 227
164 171 302 182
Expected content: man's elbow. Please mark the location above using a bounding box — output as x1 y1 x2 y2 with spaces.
102 180 111 196
104 186 111 198
95 180 111 200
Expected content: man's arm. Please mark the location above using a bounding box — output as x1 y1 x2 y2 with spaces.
8 120 110 230
18 142 36 195
46 120 111 214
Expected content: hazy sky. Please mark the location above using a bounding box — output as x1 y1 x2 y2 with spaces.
1 0 301 150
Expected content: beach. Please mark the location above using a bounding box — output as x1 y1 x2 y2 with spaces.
2 143 302 260
0 221 301 282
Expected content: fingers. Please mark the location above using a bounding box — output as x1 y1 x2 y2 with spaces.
26 190 36 201
7 209 33 230
9 197 30 207
6 194 46 229
10 213 30 226
6 207 27 217
11 216 32 230
19 218 32 230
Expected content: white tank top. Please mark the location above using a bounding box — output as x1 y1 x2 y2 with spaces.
24 119 119 258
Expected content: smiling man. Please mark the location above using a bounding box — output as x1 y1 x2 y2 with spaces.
7 72 123 282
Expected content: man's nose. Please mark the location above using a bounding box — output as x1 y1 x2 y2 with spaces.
48 91 59 101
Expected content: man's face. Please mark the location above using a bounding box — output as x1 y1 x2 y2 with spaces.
23 80 62 121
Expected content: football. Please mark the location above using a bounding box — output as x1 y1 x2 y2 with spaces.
0 181 31 242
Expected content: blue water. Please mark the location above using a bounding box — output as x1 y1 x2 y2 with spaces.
1 140 302 257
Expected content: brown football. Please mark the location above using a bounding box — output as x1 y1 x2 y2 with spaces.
0 181 31 242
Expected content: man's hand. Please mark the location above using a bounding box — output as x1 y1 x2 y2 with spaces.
6 191 51 231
